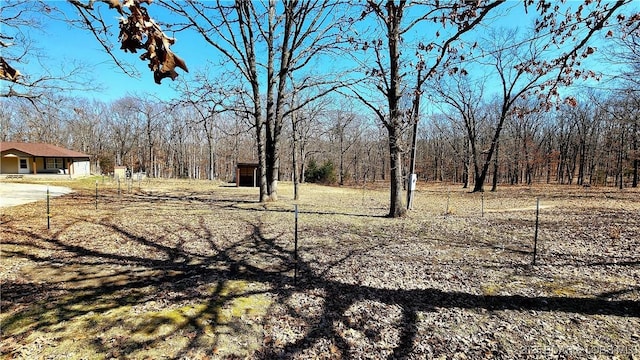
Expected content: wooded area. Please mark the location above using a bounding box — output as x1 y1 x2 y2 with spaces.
1 89 638 189
1 2 639 357
1 0 639 216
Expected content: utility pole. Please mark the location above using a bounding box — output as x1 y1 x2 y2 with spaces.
406 68 422 210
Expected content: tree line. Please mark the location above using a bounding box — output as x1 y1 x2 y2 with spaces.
2 0 639 216
2 86 637 189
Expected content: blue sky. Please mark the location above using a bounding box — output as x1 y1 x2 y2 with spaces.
8 1 635 104
11 1 522 101
15 1 207 101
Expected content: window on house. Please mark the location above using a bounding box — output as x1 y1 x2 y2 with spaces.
19 159 28 169
46 158 63 169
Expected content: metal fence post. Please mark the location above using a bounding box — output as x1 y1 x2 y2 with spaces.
533 198 540 265
294 204 299 286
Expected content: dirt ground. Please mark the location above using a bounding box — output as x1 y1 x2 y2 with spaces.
1 179 638 359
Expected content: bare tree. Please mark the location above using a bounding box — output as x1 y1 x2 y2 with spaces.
471 0 633 192
348 0 639 214
2 0 187 110
107 97 143 168
0 98 29 141
67 98 111 173
122 97 167 177
598 91 640 188
159 0 349 202
433 74 489 189
601 21 640 187
174 73 232 181
287 86 329 200
351 0 506 216
327 106 359 186
626 92 640 188
1 1 100 105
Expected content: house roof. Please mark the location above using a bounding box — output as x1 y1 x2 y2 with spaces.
0 142 89 158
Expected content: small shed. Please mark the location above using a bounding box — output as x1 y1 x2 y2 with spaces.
114 166 127 180
236 162 260 187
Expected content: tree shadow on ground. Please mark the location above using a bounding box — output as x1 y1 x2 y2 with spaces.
110 189 388 218
1 190 638 359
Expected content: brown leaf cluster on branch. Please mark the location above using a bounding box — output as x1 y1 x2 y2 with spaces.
111 0 188 84
0 57 21 82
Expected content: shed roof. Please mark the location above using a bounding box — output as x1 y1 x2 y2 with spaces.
0 142 89 158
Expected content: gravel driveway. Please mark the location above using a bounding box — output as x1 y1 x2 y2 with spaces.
0 182 73 208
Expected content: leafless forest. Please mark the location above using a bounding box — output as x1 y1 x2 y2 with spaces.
1 2 639 357
2 87 638 189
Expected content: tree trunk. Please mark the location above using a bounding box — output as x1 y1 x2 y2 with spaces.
388 125 406 217
619 128 625 190
474 114 506 192
578 140 586 186
385 1 406 217
263 0 278 201
265 139 279 201
491 139 499 192
568 144 577 185
207 135 215 180
339 128 345 185
299 145 307 184
257 122 268 202
291 97 300 200
462 138 470 189
633 120 638 188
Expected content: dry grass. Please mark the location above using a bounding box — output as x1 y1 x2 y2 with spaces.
1 178 639 359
